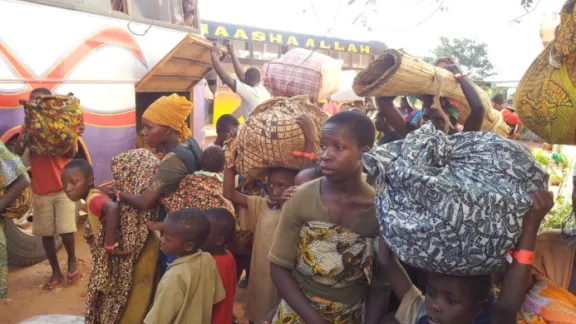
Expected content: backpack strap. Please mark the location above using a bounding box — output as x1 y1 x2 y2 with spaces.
168 138 203 174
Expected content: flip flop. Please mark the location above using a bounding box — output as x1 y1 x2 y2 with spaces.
67 260 81 285
43 278 61 291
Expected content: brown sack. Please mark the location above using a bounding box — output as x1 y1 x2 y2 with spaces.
225 96 328 180
353 49 510 137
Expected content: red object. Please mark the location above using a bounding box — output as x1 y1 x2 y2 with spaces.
88 194 111 223
29 152 70 195
293 151 315 160
212 250 237 324
502 108 521 125
509 250 535 265
322 102 338 115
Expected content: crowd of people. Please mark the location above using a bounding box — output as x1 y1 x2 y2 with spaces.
0 43 575 324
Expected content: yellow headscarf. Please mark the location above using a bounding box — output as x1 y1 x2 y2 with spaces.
142 93 192 142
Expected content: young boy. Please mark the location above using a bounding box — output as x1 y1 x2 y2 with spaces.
379 190 554 324
15 88 80 290
213 114 240 147
145 208 225 324
223 166 298 323
202 208 238 324
61 159 128 255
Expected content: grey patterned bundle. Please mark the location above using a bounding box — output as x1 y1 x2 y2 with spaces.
363 123 548 276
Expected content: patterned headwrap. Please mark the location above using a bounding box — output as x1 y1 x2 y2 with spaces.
142 93 193 142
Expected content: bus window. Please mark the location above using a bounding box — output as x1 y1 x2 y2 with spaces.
331 51 350 67
183 0 196 27
111 0 127 13
351 53 369 69
130 0 185 25
38 0 111 12
233 40 250 59
253 42 280 60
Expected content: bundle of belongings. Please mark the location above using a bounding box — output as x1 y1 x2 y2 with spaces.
363 122 549 276
514 0 576 145
161 171 234 214
20 93 84 155
225 96 328 180
263 48 342 103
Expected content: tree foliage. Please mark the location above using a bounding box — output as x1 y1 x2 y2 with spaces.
420 37 496 80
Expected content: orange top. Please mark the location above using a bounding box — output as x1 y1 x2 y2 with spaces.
533 230 576 290
211 250 237 324
29 152 70 195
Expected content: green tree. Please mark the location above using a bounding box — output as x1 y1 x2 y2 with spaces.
419 37 496 80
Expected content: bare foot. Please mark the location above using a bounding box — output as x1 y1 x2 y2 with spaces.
43 272 64 290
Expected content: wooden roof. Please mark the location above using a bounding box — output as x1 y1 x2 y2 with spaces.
136 33 217 92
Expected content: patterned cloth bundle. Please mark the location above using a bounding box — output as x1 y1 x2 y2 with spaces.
161 171 234 214
20 93 84 155
225 96 328 180
363 123 549 276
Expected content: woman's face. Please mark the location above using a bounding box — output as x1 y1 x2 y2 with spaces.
141 118 169 148
319 123 366 183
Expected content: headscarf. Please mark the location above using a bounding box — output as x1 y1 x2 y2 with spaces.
442 104 460 121
142 93 192 142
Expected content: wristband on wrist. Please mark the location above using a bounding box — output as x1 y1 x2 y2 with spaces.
454 73 464 81
115 191 122 202
507 250 534 265
293 151 315 160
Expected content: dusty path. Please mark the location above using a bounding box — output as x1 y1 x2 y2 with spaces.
0 225 249 324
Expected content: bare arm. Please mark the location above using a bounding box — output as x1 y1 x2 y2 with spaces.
223 167 248 207
377 236 413 302
296 115 316 169
365 285 390 324
64 140 79 159
103 200 120 246
376 97 408 138
270 263 329 324
0 175 29 213
227 43 245 82
442 65 486 132
211 44 236 91
13 129 25 156
493 190 554 324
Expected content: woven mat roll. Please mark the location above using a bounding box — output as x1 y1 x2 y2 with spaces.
353 49 510 137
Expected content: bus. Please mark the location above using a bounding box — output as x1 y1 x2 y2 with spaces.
201 20 388 123
0 0 212 265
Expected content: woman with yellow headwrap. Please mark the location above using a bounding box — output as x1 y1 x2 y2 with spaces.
110 94 203 276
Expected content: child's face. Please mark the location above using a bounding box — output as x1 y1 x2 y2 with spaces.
160 219 195 257
268 169 296 203
319 123 367 182
61 168 93 202
216 124 237 144
425 273 485 324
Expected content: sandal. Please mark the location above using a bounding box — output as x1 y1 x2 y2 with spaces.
67 260 81 285
43 278 61 291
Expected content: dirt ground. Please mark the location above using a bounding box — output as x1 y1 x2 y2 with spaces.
0 224 249 324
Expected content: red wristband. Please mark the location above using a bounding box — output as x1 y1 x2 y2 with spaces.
293 151 315 160
508 250 534 265
454 73 464 81
104 242 118 252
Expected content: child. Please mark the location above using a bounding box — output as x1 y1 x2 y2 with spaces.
202 208 238 324
213 114 239 147
223 166 298 323
268 111 390 323
150 145 230 231
379 190 554 324
61 159 127 255
144 208 225 324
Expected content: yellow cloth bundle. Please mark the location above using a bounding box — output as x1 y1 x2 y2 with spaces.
142 93 192 141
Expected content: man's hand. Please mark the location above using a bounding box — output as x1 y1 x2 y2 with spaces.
442 64 463 76
282 186 298 202
296 115 315 141
210 42 223 59
376 96 396 110
524 190 555 232
226 42 235 56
